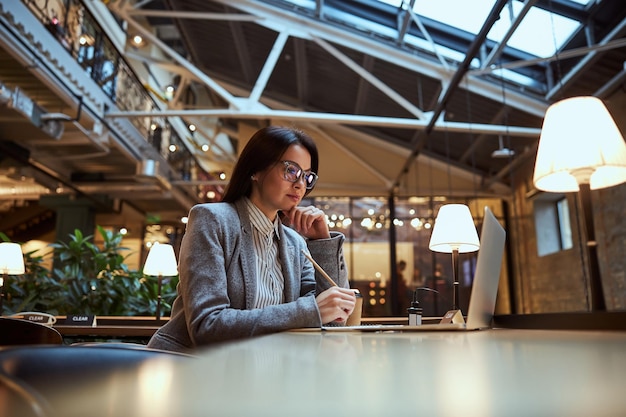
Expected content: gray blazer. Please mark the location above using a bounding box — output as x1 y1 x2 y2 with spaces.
147 199 348 352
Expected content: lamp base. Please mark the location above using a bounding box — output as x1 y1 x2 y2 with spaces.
440 309 465 325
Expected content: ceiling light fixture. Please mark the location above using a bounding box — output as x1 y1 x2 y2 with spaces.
131 34 144 46
491 135 515 158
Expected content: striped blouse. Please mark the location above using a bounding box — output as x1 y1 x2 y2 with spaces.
244 198 285 308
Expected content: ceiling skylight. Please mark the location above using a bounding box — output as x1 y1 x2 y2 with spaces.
386 0 581 58
486 2 580 57
276 0 589 90
281 0 583 58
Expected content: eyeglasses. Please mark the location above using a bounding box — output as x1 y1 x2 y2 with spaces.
281 161 318 189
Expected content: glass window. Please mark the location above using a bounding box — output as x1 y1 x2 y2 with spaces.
307 195 501 317
557 197 573 250
534 195 573 256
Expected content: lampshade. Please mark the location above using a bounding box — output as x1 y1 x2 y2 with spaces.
533 96 626 192
0 242 25 275
143 243 178 276
429 204 480 254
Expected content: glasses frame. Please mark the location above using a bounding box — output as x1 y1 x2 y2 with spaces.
280 160 318 189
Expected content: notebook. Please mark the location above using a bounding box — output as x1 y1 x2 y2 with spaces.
320 205 506 332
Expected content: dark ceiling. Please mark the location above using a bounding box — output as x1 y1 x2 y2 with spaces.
123 0 626 190
0 0 625 238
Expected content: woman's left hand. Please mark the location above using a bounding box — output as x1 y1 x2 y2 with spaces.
283 205 330 240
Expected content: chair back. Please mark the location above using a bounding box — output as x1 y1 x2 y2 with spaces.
0 317 62 346
0 344 192 417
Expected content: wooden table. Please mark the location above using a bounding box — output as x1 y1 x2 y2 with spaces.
53 316 419 341
54 325 160 338
52 312 626 344
42 327 626 416
53 316 166 343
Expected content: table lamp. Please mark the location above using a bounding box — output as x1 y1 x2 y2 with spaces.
533 96 626 311
143 242 178 320
429 204 480 320
0 242 25 314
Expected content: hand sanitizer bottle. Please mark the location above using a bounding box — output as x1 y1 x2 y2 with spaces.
407 297 422 326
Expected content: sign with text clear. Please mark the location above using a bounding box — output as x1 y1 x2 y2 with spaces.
64 315 97 327
12 312 56 326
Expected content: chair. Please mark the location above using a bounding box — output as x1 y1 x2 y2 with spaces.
0 344 193 417
0 317 63 346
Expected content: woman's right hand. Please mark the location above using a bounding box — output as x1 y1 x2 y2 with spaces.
315 286 356 324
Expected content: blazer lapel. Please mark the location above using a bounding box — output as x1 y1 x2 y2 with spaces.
277 222 298 302
234 199 257 309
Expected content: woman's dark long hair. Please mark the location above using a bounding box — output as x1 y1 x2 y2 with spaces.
222 126 319 203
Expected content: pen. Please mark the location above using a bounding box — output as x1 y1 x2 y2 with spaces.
301 249 338 287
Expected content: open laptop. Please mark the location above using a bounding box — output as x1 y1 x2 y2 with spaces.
321 205 506 332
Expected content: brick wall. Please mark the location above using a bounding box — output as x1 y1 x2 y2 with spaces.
507 158 626 313
595 185 626 310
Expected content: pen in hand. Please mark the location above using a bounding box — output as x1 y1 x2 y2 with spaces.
303 249 360 323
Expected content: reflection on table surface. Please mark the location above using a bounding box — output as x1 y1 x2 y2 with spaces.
50 329 626 417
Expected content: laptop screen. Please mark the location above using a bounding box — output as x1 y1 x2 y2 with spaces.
465 206 506 330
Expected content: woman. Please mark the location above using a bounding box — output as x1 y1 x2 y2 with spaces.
148 126 356 352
